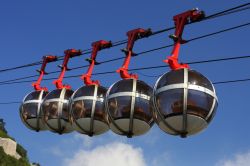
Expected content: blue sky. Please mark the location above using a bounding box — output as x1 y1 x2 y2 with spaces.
0 0 250 166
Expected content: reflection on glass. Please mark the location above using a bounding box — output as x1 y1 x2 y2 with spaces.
108 96 132 119
136 80 152 96
187 90 214 118
24 91 41 101
45 89 62 100
94 101 107 122
109 79 133 94
43 102 59 121
22 103 38 119
157 69 184 89
74 86 95 98
188 70 213 91
134 98 152 122
207 102 218 123
156 89 184 117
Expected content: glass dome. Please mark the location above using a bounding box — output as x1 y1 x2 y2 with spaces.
153 68 218 137
106 78 154 137
70 85 109 136
20 90 48 131
41 88 74 134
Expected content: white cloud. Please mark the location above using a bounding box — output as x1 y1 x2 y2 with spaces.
63 142 146 166
151 152 171 166
216 151 250 166
73 134 93 148
49 146 64 157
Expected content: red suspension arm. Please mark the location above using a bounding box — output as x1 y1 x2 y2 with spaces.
32 55 57 91
81 40 112 86
53 49 82 89
164 9 205 70
117 28 152 79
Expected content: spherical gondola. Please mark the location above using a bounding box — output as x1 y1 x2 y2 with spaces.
20 90 48 131
70 85 109 136
41 88 74 134
106 78 154 137
153 68 218 137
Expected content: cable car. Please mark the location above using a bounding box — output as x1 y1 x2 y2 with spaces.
106 29 154 137
153 68 218 137
20 56 57 132
70 41 111 136
41 49 81 134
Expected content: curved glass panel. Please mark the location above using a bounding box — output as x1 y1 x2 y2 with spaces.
156 69 184 89
134 97 152 123
94 101 107 123
136 80 152 96
24 91 41 101
97 86 107 99
72 100 93 119
65 89 74 99
42 101 59 121
156 89 184 117
62 102 70 122
109 79 133 95
207 102 218 123
45 89 62 100
187 89 214 118
108 96 132 119
22 103 39 119
73 86 95 98
188 70 213 91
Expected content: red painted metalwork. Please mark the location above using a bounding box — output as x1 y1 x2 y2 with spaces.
81 40 112 86
53 49 82 89
32 56 57 91
164 9 205 70
117 28 152 79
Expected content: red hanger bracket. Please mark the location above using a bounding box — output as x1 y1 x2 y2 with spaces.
32 55 57 91
81 40 112 86
117 28 152 79
53 49 82 89
164 8 205 70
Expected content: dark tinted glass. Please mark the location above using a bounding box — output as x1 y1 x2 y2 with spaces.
94 101 107 123
207 102 218 123
188 70 213 91
22 103 39 119
156 89 184 117
45 89 62 100
73 86 95 98
72 100 93 119
42 91 49 98
109 79 133 94
64 89 74 99
24 91 41 101
187 90 214 118
136 80 152 96
157 69 184 89
97 86 107 99
108 96 132 119
42 101 59 121
62 102 70 121
134 97 152 123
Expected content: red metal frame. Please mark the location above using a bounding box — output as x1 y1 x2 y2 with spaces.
164 9 205 70
117 28 152 79
53 49 82 89
81 40 112 86
32 56 57 91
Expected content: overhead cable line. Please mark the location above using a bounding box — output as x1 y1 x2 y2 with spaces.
0 21 249 85
2 75 250 105
0 3 249 74
1 51 250 86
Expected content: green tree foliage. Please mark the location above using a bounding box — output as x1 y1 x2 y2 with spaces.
0 147 30 166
